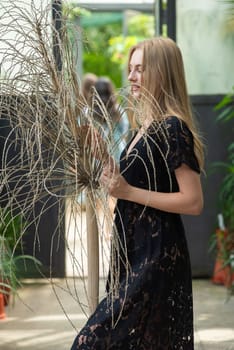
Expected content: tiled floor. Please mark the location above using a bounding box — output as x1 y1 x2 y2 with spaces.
0 279 233 350
193 280 234 350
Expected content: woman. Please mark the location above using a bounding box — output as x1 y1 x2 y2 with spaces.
71 36 204 350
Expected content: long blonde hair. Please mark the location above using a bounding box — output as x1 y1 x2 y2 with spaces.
127 37 204 170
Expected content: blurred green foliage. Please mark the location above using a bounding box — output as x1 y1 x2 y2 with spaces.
213 87 234 233
63 4 155 88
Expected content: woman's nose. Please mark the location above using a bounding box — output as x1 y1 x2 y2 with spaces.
128 70 136 81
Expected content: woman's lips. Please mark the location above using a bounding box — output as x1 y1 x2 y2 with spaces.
131 85 140 92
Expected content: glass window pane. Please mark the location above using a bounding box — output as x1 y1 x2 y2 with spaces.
177 0 234 95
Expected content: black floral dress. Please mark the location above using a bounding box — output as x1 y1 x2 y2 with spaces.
71 116 200 350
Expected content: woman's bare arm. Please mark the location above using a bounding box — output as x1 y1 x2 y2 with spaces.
100 163 203 216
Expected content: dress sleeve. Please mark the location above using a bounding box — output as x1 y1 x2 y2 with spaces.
165 117 200 173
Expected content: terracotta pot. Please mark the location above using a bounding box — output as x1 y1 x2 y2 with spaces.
0 293 6 319
0 280 11 306
212 229 234 287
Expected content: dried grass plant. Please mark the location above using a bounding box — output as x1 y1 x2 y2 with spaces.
0 0 172 331
0 0 133 324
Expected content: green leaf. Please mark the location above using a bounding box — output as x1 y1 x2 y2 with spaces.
216 106 234 122
214 95 233 111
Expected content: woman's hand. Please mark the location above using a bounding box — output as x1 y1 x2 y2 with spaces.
100 159 130 199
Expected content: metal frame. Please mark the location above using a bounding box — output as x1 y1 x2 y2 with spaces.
158 0 176 41
74 1 176 40
71 0 155 13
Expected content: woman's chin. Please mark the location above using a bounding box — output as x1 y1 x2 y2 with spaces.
131 91 140 99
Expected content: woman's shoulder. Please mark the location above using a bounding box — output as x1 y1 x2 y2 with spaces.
164 115 188 129
163 116 193 138
150 116 190 135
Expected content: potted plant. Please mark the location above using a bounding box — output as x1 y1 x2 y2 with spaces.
210 87 234 295
0 208 41 306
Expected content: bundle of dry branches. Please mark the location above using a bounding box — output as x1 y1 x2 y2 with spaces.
0 0 131 324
